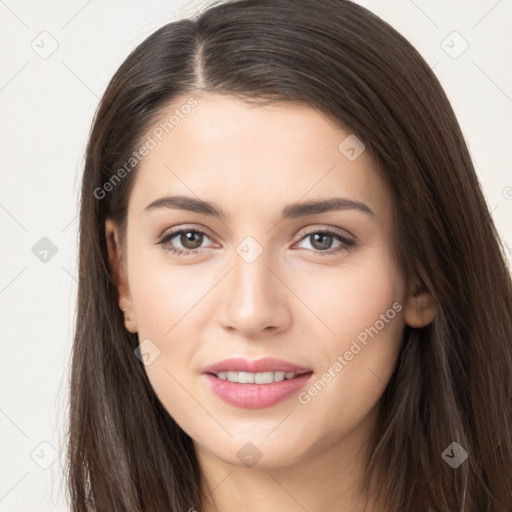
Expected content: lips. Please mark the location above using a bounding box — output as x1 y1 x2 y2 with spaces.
202 357 312 376
202 357 314 409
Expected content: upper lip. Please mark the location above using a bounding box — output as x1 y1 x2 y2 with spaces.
203 357 313 375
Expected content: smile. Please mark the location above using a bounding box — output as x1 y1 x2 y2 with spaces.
204 373 314 409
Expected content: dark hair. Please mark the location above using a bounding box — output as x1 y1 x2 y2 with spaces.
67 0 512 510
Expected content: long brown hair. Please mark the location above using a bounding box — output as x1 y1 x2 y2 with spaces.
66 1 512 510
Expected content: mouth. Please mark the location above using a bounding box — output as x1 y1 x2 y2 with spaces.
202 356 312 376
202 357 314 409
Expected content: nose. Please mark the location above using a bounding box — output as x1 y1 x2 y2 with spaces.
219 249 292 337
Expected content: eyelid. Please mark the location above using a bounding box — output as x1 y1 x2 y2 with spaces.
155 225 219 258
295 224 355 242
157 224 354 243
157 224 215 242
290 225 356 255
157 223 357 256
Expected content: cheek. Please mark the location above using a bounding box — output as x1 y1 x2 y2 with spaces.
126 252 211 419
126 247 222 397
293 252 404 348
129 249 215 339
294 254 405 424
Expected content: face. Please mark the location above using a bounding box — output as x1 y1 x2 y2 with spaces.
106 92 433 470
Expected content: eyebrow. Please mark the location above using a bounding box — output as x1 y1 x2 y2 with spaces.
144 195 375 219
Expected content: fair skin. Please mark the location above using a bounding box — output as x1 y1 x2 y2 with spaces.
106 92 436 512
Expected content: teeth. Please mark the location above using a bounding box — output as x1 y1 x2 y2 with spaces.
216 371 297 383
239 371 254 384
226 371 238 382
273 371 286 382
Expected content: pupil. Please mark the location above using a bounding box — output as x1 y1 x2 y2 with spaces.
312 233 332 250
181 231 202 249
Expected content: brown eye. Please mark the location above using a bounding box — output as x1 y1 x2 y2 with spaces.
309 233 334 251
295 228 356 256
158 228 215 255
178 230 204 250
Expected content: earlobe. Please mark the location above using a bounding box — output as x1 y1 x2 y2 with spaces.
105 218 138 333
119 299 138 334
404 277 437 328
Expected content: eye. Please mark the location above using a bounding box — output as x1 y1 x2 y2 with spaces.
157 228 215 256
157 226 356 257
294 228 356 256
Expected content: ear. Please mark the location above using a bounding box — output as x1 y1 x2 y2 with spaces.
403 275 437 328
105 218 138 333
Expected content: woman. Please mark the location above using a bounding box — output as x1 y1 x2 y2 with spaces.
66 0 512 510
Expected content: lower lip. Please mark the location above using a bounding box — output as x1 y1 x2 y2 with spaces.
203 373 313 409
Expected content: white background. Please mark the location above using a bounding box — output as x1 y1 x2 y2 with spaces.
0 0 511 510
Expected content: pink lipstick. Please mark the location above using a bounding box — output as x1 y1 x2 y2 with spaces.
202 357 313 409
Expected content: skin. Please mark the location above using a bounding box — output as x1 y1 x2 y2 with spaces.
106 92 436 512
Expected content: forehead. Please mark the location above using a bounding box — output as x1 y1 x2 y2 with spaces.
128 93 390 221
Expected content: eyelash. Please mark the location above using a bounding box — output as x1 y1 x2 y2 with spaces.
157 226 356 257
